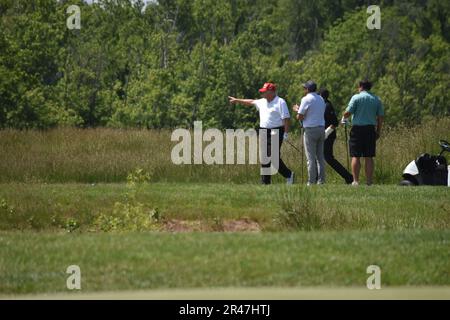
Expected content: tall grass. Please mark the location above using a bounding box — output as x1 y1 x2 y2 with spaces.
0 118 448 184
274 184 450 231
275 185 356 231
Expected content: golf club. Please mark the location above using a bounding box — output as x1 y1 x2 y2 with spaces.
285 138 301 153
284 128 304 184
344 121 350 172
300 125 304 184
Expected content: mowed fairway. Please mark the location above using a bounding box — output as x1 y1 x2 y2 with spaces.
0 230 449 295
0 183 449 297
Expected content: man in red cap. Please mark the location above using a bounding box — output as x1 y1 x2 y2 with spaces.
228 83 295 185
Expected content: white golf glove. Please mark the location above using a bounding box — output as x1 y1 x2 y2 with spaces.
341 117 349 125
283 132 288 141
325 126 334 139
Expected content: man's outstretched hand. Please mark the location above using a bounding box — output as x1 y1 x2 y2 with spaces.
228 96 238 104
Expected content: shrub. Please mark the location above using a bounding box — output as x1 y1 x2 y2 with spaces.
93 168 161 232
93 203 161 232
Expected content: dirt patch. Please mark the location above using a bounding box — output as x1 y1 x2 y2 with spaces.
221 219 261 232
162 218 261 233
163 219 204 232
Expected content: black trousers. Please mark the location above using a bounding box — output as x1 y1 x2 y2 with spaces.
260 127 292 185
324 134 353 184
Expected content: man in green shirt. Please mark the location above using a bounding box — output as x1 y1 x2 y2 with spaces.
342 79 384 186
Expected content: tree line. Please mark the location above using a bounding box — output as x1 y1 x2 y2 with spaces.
0 0 448 130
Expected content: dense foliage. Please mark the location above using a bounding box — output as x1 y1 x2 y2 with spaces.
0 0 448 129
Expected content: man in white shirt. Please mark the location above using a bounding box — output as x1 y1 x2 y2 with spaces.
228 82 295 185
293 80 326 185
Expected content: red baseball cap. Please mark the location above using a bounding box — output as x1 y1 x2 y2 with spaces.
259 82 277 93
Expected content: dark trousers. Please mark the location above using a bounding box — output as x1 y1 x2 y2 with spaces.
324 134 353 184
260 127 292 185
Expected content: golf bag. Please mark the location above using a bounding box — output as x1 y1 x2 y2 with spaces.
400 140 450 186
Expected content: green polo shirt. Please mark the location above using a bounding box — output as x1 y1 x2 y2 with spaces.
346 91 384 126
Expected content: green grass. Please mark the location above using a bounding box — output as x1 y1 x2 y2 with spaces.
0 118 448 184
0 230 449 294
0 183 449 231
0 183 448 295
0 122 448 296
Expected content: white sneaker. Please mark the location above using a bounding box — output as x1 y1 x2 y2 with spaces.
351 181 359 186
287 172 295 185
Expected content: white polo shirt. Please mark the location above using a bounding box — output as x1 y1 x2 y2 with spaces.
253 96 290 129
298 92 326 127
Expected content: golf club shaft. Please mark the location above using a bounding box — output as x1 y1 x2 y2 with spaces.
285 139 301 153
300 125 304 184
344 123 350 171
285 130 304 184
